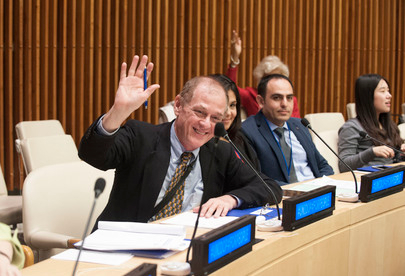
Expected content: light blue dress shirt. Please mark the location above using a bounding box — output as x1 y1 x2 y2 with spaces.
266 119 315 182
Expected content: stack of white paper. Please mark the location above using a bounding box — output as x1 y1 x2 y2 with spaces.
75 221 188 251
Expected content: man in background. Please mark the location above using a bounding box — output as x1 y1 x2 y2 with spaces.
242 74 333 184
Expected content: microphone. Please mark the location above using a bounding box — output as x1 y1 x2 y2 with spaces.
72 178 106 276
185 123 222 266
359 131 403 156
216 123 283 231
301 118 359 202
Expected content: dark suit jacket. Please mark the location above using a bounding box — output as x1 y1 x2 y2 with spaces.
242 111 334 184
79 118 282 227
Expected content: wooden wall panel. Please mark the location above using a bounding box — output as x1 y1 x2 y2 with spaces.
1 0 404 192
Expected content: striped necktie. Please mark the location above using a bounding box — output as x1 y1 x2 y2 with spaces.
154 152 193 220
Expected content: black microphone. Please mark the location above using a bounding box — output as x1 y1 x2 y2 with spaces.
301 118 359 201
216 122 282 222
359 131 403 156
72 178 106 276
185 124 222 264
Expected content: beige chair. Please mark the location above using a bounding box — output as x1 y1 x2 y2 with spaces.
15 120 65 140
304 112 345 140
312 130 340 173
23 161 115 261
158 101 176 124
15 119 68 174
398 123 405 140
0 166 22 226
346 103 356 119
19 134 80 174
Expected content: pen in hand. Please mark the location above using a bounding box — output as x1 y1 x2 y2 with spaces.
144 67 148 109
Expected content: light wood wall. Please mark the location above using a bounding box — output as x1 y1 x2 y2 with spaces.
1 0 404 191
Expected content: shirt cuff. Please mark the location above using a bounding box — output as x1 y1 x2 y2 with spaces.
230 195 243 208
96 114 120 136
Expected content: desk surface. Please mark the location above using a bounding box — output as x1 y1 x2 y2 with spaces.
22 171 405 276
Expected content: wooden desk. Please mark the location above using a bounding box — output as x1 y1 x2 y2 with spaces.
22 172 405 276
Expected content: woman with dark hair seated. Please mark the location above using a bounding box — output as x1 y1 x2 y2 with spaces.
210 74 261 170
338 74 405 172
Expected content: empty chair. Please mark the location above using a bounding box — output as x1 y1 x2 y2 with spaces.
15 120 65 140
312 130 340 173
23 161 115 261
398 123 405 140
19 134 80 174
0 166 22 226
15 119 66 154
15 119 68 174
158 101 176 124
346 103 356 119
304 112 345 140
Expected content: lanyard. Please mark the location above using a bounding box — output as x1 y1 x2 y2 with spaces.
267 122 294 176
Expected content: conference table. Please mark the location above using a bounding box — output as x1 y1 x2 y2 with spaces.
22 170 405 276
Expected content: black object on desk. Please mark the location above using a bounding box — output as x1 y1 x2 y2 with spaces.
359 165 405 202
190 215 256 276
282 185 336 231
124 263 157 276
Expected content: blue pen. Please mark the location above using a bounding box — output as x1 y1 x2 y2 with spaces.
143 67 148 109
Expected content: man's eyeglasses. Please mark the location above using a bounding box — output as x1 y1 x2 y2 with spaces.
190 108 224 124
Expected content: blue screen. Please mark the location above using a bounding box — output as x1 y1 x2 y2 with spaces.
207 224 251 264
295 192 332 221
371 171 404 194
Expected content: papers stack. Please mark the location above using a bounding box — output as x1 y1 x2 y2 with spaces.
75 221 189 252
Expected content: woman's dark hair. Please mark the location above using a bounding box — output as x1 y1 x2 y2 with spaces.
209 74 241 140
355 74 402 148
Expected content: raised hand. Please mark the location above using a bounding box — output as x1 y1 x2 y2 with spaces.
103 55 160 132
230 30 242 66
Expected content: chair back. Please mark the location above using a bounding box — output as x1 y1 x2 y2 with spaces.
346 103 356 119
312 130 340 173
398 123 405 140
23 161 115 260
19 135 80 174
15 120 65 140
158 101 176 124
304 112 345 140
0 166 7 196
0 166 23 226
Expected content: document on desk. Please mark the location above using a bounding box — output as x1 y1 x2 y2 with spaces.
51 249 133 265
288 175 361 195
160 212 238 229
75 221 189 251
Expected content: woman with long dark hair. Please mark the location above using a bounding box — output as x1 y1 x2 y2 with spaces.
210 74 261 170
338 74 405 172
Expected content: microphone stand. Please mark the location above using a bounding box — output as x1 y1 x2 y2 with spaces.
223 133 281 220
301 118 359 202
72 178 106 276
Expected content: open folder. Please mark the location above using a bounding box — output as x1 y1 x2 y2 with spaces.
75 221 189 252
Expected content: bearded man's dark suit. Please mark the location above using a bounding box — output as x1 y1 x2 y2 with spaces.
242 110 334 184
79 118 282 228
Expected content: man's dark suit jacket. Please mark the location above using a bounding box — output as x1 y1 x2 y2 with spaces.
78 119 282 228
242 111 334 184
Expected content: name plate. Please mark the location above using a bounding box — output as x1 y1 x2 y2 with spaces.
190 215 255 276
282 185 336 231
359 165 405 202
